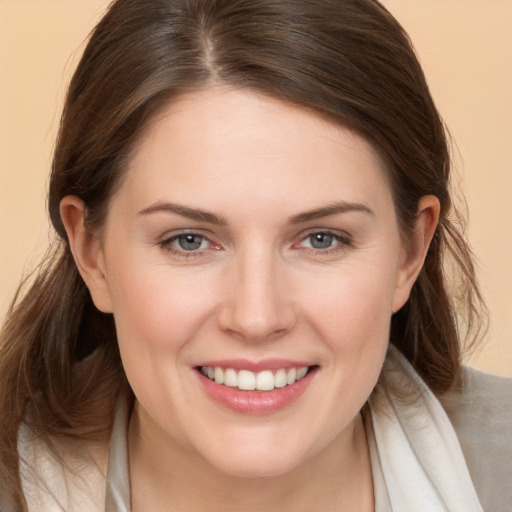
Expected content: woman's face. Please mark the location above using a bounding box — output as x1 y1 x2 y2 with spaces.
92 87 418 477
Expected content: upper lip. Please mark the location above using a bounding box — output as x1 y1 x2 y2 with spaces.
196 358 313 372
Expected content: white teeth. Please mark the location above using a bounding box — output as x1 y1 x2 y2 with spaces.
256 370 274 391
274 368 287 388
214 367 224 384
200 365 310 391
238 370 256 390
224 368 238 387
286 368 297 385
297 367 308 380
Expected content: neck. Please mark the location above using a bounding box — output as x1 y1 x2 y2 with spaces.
128 403 374 512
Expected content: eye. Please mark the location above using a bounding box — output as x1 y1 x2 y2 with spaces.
295 231 351 253
160 232 213 254
307 232 335 249
173 233 208 251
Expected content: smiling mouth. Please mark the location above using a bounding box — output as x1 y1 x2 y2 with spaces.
198 366 313 392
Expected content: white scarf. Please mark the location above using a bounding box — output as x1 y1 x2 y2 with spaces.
367 345 483 511
19 345 483 511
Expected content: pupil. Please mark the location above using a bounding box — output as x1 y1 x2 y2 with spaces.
178 234 203 250
311 233 332 249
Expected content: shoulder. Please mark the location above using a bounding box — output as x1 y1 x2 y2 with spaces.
440 367 512 511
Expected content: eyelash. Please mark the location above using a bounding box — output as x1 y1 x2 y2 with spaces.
159 232 217 259
158 230 352 259
294 231 352 255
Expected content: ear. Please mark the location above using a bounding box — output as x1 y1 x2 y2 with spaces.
60 196 113 313
392 195 440 313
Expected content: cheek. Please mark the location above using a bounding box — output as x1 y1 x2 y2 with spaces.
300 262 397 350
314 280 392 398
296 259 395 409
105 255 214 355
104 259 210 423
283 265 395 453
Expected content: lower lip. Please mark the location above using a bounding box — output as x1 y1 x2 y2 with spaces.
196 368 316 415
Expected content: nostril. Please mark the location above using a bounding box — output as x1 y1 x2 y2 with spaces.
217 302 296 341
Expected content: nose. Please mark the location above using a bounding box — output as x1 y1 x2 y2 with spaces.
217 249 297 342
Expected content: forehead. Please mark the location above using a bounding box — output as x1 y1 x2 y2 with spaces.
117 86 393 218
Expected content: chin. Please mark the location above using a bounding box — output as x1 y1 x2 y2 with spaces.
198 435 312 479
211 455 303 479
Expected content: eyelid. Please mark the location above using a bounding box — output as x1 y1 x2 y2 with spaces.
292 228 353 253
295 228 352 243
155 227 352 258
158 229 222 257
158 228 213 244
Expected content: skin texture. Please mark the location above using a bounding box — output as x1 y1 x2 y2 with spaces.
61 87 439 511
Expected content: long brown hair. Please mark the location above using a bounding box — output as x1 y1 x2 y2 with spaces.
0 0 485 508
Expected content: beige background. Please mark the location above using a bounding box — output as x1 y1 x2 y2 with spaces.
1 1 511 377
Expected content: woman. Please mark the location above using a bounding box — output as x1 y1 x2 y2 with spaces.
0 0 510 510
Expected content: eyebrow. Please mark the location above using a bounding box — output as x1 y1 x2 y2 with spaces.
138 202 228 225
138 200 373 226
288 201 374 224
